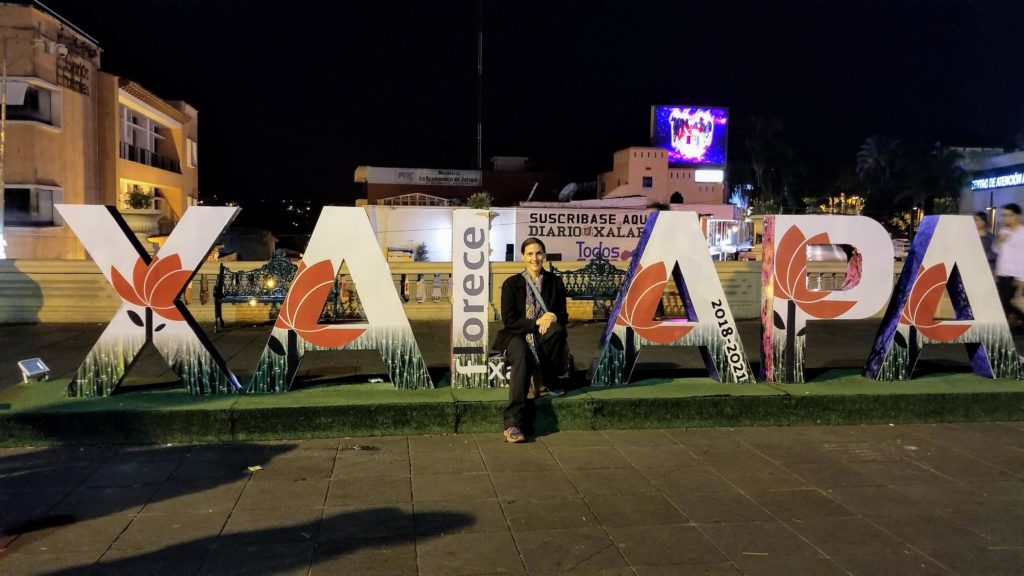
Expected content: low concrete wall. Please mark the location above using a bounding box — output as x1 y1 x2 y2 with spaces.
0 259 893 325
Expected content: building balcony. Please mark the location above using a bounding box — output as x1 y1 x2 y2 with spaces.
119 142 181 174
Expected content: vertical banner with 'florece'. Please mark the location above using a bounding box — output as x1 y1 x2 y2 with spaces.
248 206 432 392
590 211 755 386
450 209 495 387
57 205 240 396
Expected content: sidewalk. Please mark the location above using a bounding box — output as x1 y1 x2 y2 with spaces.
1 423 1021 575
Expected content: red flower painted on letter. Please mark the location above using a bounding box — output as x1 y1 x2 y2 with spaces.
616 261 694 344
774 226 856 319
276 259 365 347
111 254 191 321
900 264 970 342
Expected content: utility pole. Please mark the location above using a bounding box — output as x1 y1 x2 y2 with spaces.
475 0 483 171
0 37 8 259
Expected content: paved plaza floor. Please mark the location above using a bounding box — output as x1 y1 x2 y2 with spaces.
1 423 1022 575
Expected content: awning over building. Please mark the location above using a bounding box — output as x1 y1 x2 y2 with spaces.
3 81 29 106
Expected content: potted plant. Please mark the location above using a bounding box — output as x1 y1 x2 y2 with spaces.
125 185 154 209
120 185 164 252
466 192 492 209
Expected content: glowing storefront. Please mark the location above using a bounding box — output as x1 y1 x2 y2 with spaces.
961 150 1024 215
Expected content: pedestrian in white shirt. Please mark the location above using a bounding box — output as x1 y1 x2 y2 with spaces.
992 203 1024 330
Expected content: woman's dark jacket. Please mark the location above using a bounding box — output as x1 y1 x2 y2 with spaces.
492 271 569 352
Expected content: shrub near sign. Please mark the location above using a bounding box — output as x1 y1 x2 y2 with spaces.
57 206 1018 397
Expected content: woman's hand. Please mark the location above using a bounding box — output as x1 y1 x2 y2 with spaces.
537 312 557 335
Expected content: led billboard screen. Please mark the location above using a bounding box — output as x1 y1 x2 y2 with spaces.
650 105 728 167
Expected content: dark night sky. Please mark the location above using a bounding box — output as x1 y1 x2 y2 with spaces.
41 0 1024 202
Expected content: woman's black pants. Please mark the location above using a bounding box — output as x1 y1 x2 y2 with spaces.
503 330 566 431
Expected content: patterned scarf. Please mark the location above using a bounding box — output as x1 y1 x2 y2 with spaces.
523 271 541 363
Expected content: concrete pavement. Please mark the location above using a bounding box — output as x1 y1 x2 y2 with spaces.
1 423 1022 575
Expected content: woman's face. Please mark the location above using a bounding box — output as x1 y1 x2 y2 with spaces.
974 215 987 231
523 242 545 276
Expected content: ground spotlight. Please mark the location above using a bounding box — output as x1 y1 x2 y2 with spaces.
17 358 50 383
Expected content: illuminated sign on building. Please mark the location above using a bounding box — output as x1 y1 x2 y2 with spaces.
694 169 725 183
970 163 1024 191
650 105 729 167
363 167 482 187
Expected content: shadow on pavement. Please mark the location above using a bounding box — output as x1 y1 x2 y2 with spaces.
0 443 297 550
35 507 473 576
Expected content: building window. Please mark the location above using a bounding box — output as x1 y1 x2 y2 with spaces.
121 106 164 154
642 176 653 188
187 138 198 168
670 192 684 204
4 82 61 127
3 186 64 226
120 106 181 173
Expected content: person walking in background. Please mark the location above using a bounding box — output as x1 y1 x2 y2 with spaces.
839 246 862 290
975 211 997 270
992 203 1024 331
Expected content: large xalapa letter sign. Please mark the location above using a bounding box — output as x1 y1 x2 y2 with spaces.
248 207 431 392
57 205 241 397
59 206 1018 397
760 215 894 383
590 211 755 386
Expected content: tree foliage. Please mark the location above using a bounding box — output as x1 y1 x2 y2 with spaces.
743 117 799 210
856 136 967 238
414 242 429 262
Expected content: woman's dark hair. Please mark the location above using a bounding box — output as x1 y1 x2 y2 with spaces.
520 237 546 254
974 211 988 224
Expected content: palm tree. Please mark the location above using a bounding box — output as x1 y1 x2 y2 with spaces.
745 117 796 210
899 142 967 217
856 135 901 217
858 137 968 241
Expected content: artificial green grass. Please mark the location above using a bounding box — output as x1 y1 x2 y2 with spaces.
777 369 1024 395
585 379 784 399
1 369 1021 445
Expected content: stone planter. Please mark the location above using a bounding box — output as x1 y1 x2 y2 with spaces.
119 208 166 253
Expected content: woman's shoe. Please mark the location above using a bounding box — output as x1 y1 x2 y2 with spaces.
503 426 526 443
